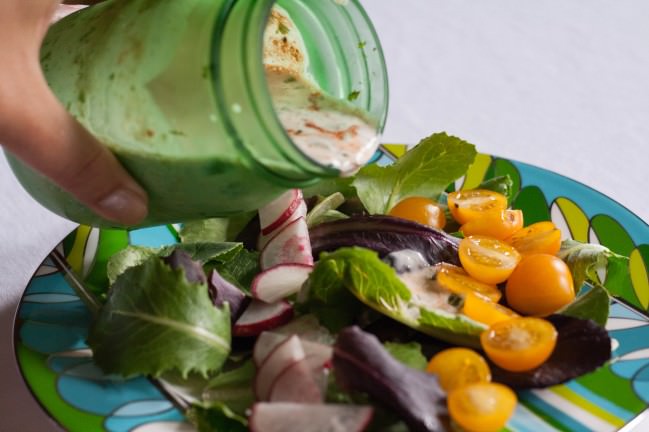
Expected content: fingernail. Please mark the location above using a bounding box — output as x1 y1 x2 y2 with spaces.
97 188 148 226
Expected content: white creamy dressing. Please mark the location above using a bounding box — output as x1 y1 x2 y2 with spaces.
385 250 461 315
263 7 379 175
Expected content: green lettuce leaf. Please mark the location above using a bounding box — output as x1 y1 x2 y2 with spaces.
478 175 515 204
187 403 247 432
384 342 427 370
180 212 256 244
107 246 157 285
89 256 231 378
306 247 484 346
352 132 477 214
306 192 347 228
558 239 629 291
299 256 365 332
210 248 260 295
203 360 256 415
107 243 242 285
558 283 610 327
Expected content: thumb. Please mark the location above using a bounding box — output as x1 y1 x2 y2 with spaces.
1 64 148 226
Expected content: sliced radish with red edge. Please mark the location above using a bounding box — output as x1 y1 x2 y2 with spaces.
233 300 293 337
268 357 323 403
260 217 313 270
252 264 313 303
260 189 302 236
254 335 305 401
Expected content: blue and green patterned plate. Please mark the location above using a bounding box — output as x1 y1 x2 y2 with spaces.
13 146 649 432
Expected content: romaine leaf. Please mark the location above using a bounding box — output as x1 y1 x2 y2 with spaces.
384 342 427 370
333 326 446 432
299 255 365 332
558 239 629 291
88 256 231 378
558 283 610 327
180 212 256 244
309 247 484 346
341 248 412 309
187 403 248 432
352 132 477 214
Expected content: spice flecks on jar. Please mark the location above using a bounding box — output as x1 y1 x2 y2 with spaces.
263 6 380 175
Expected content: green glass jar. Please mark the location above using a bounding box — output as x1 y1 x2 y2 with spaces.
7 0 388 227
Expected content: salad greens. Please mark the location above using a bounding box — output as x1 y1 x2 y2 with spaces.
352 132 476 214
558 239 629 291
302 247 485 346
107 242 242 285
558 283 610 327
80 131 626 431
89 256 231 378
384 341 428 370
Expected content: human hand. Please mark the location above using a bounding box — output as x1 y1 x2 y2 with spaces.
0 1 148 226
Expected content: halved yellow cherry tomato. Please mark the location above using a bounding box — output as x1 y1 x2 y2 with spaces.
505 254 575 316
426 347 491 392
462 292 519 326
447 189 508 225
507 221 562 256
388 196 446 229
481 317 558 372
458 236 522 284
460 209 524 240
448 382 517 432
436 263 502 302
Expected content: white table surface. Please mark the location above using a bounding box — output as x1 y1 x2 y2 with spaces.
2 1 649 431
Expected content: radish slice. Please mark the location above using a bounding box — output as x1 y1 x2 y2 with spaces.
254 332 290 366
249 403 374 432
254 331 332 367
269 358 323 403
258 199 308 250
255 335 305 401
274 315 334 344
252 264 313 303
260 217 313 270
233 300 293 337
260 189 302 236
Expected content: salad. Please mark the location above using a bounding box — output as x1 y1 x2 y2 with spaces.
78 133 625 432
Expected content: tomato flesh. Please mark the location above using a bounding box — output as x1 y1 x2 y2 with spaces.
435 263 502 303
448 382 517 432
505 254 575 316
447 189 508 225
507 221 562 256
481 317 558 372
462 292 519 326
458 236 522 285
388 196 446 229
460 209 524 240
426 347 491 392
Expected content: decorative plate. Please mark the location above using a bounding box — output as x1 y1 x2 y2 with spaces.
13 145 649 432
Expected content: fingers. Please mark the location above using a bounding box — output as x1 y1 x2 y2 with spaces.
0 62 148 226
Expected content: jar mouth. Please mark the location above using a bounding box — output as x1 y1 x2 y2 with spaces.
258 0 389 177
215 0 388 184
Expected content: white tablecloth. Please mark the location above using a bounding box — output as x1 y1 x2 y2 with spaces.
2 1 648 430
